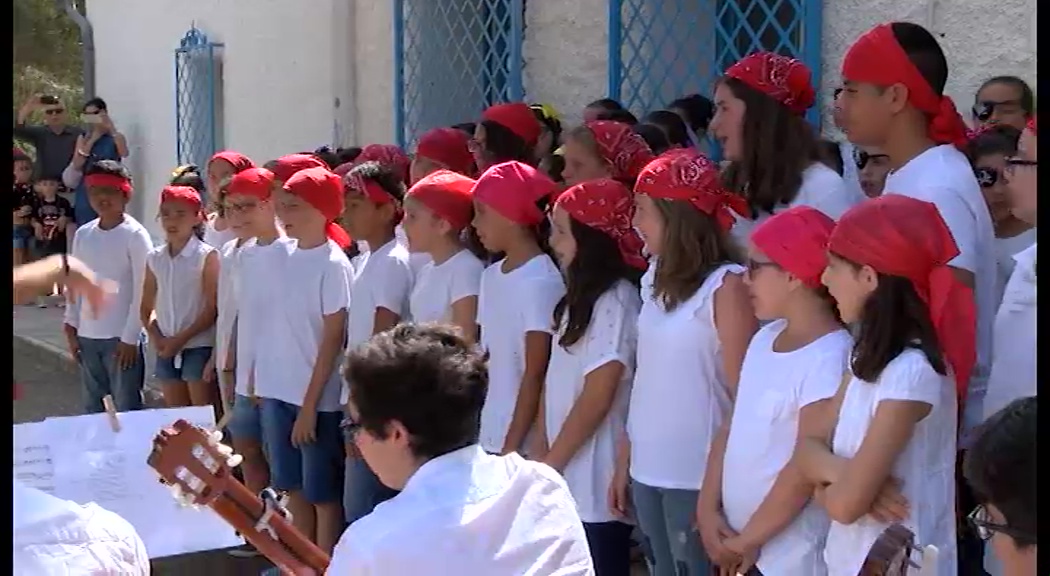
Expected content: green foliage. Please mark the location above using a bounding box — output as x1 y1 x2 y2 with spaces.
13 0 85 119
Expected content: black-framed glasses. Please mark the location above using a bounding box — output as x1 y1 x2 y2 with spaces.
854 149 889 170
968 505 1034 542
44 108 65 116
974 167 1000 188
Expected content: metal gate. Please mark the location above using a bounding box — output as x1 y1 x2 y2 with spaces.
608 0 823 125
174 27 223 176
394 0 525 149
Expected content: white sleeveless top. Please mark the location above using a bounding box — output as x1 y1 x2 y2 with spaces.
215 237 252 372
627 261 742 489
146 235 216 350
824 349 958 576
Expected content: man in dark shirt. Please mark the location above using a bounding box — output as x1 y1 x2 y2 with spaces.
14 94 83 181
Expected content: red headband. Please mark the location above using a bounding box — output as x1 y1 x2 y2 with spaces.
556 179 647 270
209 150 255 174
634 150 750 231
482 103 543 146
842 23 968 148
828 194 975 403
416 128 475 178
343 171 397 206
160 185 203 212
585 121 655 182
84 173 132 197
283 167 352 249
353 144 411 185
472 161 558 226
725 51 816 116
750 205 835 288
270 154 327 183
226 167 276 200
406 169 476 230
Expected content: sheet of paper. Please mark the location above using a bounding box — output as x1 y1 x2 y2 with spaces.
13 421 56 493
47 406 243 558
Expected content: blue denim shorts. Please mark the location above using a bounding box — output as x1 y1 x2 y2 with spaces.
228 394 264 443
260 398 344 504
154 346 212 381
343 456 399 525
13 225 32 249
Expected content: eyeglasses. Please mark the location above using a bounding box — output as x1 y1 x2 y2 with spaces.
745 259 780 275
974 167 1000 188
853 149 889 170
44 108 65 116
968 505 1033 542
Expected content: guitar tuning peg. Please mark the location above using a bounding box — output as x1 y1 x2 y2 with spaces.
215 443 234 457
209 429 224 443
226 454 244 468
170 483 184 500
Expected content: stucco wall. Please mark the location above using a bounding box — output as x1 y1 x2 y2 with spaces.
87 0 350 238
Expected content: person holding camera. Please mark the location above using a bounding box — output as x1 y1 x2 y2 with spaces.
14 94 83 182
62 97 130 226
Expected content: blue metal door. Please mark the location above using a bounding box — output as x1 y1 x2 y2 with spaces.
393 0 525 149
174 27 224 178
608 0 823 125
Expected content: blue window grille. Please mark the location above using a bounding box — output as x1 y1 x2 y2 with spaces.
608 0 823 125
174 27 224 185
393 0 525 150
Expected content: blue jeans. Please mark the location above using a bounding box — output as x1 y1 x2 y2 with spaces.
343 456 399 525
584 521 634 576
228 394 264 443
77 336 145 414
259 398 344 504
630 481 711 576
154 345 213 381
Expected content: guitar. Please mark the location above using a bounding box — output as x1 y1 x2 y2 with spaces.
147 419 330 576
859 523 939 576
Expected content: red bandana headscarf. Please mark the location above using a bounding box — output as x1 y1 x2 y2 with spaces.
725 52 816 116
226 167 276 200
406 169 477 230
353 144 411 185
416 128 475 177
269 154 327 183
750 205 835 288
84 173 133 198
482 103 543 147
472 161 559 226
828 194 976 402
634 149 751 231
585 121 655 182
160 185 203 214
842 23 968 148
282 167 353 249
208 150 255 174
343 171 399 207
556 179 647 270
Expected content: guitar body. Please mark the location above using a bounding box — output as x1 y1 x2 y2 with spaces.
147 419 330 576
858 523 938 576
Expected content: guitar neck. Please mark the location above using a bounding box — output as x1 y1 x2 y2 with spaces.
213 479 330 574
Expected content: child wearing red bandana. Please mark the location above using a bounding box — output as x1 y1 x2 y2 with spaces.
202 151 255 248
139 185 218 409
62 160 151 414
836 23 996 452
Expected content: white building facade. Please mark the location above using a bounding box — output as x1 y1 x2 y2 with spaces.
86 0 1037 237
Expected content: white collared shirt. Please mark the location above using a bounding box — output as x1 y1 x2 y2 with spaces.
982 241 1037 420
146 235 217 350
14 480 150 575
328 445 595 575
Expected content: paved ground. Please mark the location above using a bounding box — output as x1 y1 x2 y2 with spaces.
13 304 270 575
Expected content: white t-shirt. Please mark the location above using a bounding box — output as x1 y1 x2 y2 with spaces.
329 445 594 575
730 162 862 246
235 236 296 397
146 235 217 350
63 215 154 344
982 242 1037 421
409 249 485 324
627 261 742 489
824 349 958 576
883 144 996 443
215 237 251 373
202 212 237 248
14 480 150 575
253 240 352 411
544 280 640 523
477 255 565 453
722 320 852 575
993 229 1036 305
839 141 865 201
342 239 414 404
